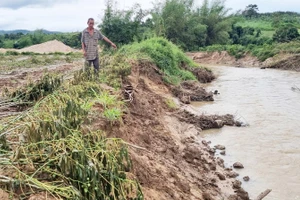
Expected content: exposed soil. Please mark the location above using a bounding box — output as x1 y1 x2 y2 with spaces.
187 51 262 68
266 53 300 71
0 61 82 92
90 62 250 200
172 81 214 104
188 51 300 73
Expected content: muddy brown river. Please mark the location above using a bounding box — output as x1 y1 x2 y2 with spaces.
192 66 300 200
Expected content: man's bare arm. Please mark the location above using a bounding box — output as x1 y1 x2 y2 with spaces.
103 37 117 49
81 42 86 57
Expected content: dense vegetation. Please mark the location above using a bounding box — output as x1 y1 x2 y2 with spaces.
1 0 300 60
0 30 81 49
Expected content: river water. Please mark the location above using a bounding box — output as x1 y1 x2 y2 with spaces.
192 66 300 200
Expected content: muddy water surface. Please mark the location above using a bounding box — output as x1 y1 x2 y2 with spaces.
192 66 300 200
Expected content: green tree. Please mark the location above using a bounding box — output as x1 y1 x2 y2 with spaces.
198 0 232 45
273 24 300 42
242 4 259 19
99 0 150 47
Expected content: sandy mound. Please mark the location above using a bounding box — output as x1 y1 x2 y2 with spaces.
0 48 16 53
19 40 77 54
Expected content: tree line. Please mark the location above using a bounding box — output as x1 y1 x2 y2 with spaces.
1 0 300 51
0 30 82 49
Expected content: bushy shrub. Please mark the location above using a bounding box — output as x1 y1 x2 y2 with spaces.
118 37 197 85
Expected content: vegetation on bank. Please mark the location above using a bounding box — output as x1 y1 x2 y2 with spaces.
200 40 300 61
0 36 200 199
117 37 197 85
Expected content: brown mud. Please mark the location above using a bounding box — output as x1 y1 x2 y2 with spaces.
267 53 300 71
89 61 250 200
187 51 300 72
187 51 262 68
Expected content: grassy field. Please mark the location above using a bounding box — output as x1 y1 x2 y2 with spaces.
236 19 274 31
261 30 275 38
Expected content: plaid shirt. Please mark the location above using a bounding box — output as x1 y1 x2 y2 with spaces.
81 28 104 60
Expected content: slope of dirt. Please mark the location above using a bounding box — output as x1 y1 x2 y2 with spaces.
266 53 300 71
187 51 262 67
19 40 78 54
89 61 250 200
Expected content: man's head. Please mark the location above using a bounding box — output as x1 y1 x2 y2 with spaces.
87 18 94 29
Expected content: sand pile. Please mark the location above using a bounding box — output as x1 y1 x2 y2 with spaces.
19 40 78 54
0 48 16 53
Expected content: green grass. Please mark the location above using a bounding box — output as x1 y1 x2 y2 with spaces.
165 98 177 109
117 37 197 85
261 30 275 38
103 107 123 121
201 40 300 62
236 19 274 31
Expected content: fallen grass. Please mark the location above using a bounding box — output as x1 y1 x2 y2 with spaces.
0 68 142 199
0 52 82 73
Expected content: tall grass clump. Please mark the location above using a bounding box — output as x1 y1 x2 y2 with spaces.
117 37 197 85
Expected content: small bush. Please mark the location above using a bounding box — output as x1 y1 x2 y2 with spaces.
165 98 177 109
103 107 122 121
21 51 40 56
5 51 19 56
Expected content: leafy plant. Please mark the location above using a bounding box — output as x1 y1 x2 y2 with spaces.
165 98 177 109
103 107 123 122
118 37 197 84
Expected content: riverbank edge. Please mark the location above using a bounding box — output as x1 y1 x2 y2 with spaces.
106 61 250 200
187 51 300 71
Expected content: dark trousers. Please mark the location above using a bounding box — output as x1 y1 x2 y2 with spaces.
85 57 100 73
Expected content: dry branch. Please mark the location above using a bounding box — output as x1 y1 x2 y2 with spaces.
255 189 272 200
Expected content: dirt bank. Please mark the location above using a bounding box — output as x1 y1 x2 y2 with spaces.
187 51 262 68
94 61 250 200
188 51 300 72
266 53 300 71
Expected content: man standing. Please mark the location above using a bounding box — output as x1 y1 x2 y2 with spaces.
81 18 117 72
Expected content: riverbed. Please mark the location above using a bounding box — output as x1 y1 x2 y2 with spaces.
192 66 300 200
